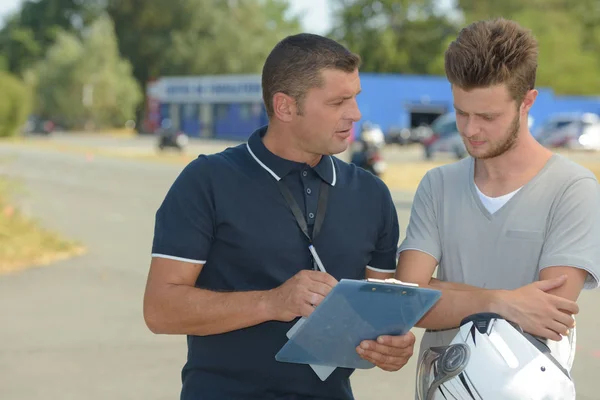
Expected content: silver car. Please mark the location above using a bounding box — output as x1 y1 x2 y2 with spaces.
421 113 467 160
536 112 600 150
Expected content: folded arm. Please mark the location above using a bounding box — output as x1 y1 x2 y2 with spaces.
431 265 588 301
395 250 500 330
394 171 597 340
396 250 582 340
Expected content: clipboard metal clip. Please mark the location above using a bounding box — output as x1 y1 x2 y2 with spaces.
366 278 420 287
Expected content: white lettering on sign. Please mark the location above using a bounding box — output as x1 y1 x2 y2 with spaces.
157 77 262 103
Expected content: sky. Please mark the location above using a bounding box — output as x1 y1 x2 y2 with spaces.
0 0 334 33
287 0 333 34
0 0 24 25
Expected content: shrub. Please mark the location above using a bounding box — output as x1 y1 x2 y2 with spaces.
0 71 32 138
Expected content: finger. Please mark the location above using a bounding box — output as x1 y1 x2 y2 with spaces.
548 320 570 337
376 333 416 349
299 303 316 318
552 296 579 315
305 271 339 288
357 346 392 365
356 347 409 367
539 328 563 342
375 363 404 372
534 275 567 291
524 324 561 342
306 281 335 298
357 350 403 371
358 340 413 358
552 310 575 329
306 292 326 307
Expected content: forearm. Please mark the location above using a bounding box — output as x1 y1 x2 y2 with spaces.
430 278 480 291
396 251 502 329
144 284 273 336
416 285 502 330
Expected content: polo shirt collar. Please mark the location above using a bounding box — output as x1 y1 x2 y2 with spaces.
246 125 337 186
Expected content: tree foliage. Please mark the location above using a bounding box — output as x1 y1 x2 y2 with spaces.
0 0 597 131
32 15 141 129
328 0 459 75
0 71 32 137
456 0 600 95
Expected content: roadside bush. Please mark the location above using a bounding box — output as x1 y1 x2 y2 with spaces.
0 71 32 138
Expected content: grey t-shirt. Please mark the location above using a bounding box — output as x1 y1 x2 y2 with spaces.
399 154 600 368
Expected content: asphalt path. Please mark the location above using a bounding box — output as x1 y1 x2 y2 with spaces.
0 136 598 399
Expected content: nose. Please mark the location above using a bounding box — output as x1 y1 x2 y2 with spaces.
461 117 479 138
347 99 362 122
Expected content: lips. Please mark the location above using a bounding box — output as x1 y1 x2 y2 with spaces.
468 139 485 146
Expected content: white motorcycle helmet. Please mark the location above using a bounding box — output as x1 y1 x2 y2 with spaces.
416 313 576 400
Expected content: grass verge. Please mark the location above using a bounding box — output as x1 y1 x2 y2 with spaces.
0 178 85 275
380 161 446 192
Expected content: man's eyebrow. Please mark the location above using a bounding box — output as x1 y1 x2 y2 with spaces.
336 89 362 100
453 105 501 117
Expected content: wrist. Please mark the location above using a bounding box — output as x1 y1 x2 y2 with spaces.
258 289 277 321
487 289 509 317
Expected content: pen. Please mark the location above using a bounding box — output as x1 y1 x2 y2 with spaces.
308 245 327 273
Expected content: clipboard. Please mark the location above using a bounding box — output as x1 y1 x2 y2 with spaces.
275 278 441 370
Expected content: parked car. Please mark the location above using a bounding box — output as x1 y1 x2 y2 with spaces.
385 126 411 146
421 112 467 160
536 112 600 150
385 125 433 146
22 116 55 135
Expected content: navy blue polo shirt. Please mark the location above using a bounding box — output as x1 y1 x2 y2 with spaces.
151 126 400 400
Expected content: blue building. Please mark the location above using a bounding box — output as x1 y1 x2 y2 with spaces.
145 75 267 140
145 73 600 139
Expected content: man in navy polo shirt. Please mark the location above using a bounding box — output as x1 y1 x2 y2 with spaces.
143 33 416 400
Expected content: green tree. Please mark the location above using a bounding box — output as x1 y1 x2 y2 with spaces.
0 71 32 137
455 0 600 95
163 0 302 75
0 17 42 75
515 9 600 96
0 0 102 75
106 0 301 127
328 0 459 74
32 14 141 129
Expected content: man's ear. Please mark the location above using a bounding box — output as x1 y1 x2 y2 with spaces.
272 93 296 122
521 89 538 114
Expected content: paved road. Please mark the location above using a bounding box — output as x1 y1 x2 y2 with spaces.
0 137 599 399
24 131 600 165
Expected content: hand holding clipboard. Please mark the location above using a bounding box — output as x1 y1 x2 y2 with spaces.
277 245 442 380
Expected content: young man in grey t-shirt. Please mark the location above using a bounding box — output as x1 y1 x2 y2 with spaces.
396 17 600 388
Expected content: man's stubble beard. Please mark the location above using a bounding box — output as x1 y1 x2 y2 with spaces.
468 114 521 160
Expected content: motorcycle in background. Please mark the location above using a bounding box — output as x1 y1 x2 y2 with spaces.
350 122 387 177
156 119 189 152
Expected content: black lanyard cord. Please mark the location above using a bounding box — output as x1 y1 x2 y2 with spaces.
276 180 329 243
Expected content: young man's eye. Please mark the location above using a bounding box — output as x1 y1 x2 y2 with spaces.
482 115 495 121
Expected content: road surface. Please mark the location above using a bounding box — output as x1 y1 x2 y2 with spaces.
0 137 599 399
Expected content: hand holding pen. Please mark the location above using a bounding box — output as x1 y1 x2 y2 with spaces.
265 245 338 322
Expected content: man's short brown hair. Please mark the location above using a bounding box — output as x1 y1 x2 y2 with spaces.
262 33 361 117
444 18 538 104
